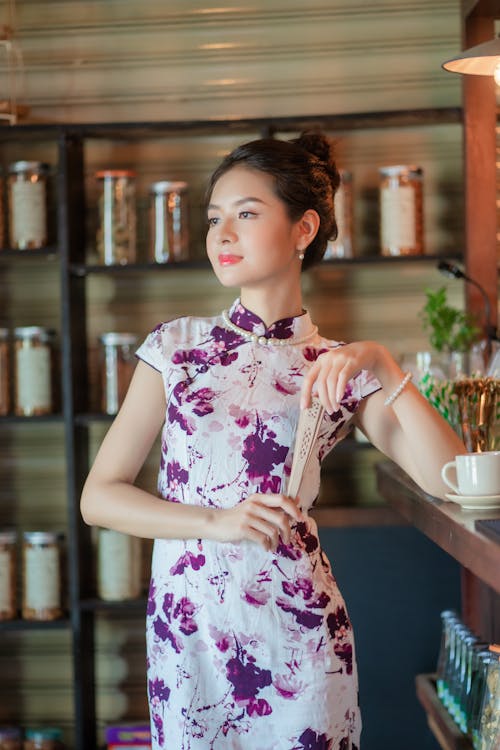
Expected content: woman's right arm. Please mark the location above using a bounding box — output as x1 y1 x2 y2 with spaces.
80 361 301 548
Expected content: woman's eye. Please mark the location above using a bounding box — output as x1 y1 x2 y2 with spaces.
239 211 255 219
207 217 219 227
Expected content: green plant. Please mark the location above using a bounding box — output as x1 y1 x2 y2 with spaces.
419 286 480 353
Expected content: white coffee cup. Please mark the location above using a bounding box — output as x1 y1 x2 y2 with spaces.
441 451 500 496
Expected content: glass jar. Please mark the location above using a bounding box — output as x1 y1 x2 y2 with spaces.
0 727 22 750
8 161 49 250
324 170 353 259
149 180 189 263
0 328 10 415
0 169 5 249
99 332 139 415
0 530 17 621
379 165 424 256
477 654 500 749
96 170 137 265
97 528 142 601
22 531 64 621
14 327 55 416
24 728 65 750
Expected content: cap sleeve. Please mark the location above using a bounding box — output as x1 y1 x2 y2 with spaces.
135 323 170 373
353 369 382 400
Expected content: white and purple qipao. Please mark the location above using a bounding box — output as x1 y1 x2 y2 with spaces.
136 298 380 750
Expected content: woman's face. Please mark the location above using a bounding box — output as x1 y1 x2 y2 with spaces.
206 165 303 290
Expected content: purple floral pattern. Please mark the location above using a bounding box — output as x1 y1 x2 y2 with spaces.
135 299 381 749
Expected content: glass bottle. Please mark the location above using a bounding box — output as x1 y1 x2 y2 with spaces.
95 170 137 265
8 161 49 250
470 649 495 744
99 332 139 415
149 180 189 263
436 610 458 704
14 326 55 416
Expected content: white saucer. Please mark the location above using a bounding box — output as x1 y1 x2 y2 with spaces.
444 492 500 510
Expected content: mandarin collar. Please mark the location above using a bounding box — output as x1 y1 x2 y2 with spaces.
228 298 314 341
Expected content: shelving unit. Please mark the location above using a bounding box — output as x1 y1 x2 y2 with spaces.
0 107 469 747
415 675 473 750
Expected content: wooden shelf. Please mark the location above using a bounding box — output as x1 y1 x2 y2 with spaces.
70 252 463 277
0 246 58 258
0 617 70 632
79 597 147 612
0 414 64 424
0 107 463 142
416 674 472 750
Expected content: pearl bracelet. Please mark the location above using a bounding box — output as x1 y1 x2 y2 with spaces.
384 371 413 407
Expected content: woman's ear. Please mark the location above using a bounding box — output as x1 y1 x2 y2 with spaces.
295 209 320 249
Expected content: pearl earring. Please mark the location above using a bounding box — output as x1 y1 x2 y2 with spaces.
298 250 305 260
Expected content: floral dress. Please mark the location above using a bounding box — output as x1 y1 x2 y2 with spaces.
136 298 380 750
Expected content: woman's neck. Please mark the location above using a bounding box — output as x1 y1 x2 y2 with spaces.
240 287 304 327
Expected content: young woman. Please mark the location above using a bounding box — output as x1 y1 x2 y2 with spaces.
81 132 465 750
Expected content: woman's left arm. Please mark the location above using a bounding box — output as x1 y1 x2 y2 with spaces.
300 341 466 498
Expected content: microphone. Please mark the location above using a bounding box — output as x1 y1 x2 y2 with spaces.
437 260 498 342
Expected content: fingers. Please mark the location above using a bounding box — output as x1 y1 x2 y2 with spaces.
240 494 304 550
300 361 320 410
301 350 357 414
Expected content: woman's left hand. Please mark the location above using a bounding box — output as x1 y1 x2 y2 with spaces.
300 341 391 413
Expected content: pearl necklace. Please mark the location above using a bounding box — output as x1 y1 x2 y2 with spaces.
222 309 318 347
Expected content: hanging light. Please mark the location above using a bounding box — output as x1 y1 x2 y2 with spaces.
442 36 500 84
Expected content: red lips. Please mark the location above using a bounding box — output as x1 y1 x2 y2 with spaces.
218 254 242 266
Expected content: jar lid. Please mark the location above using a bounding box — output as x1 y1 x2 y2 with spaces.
13 326 55 342
95 169 136 179
0 530 17 544
23 531 64 544
379 165 423 177
0 729 21 741
99 332 139 346
9 161 50 174
25 728 63 741
150 180 188 193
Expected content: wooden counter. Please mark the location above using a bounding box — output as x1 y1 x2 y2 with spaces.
376 461 500 595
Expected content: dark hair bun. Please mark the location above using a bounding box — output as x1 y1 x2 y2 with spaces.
292 131 340 194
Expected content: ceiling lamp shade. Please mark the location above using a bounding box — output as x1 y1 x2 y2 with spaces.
442 36 500 84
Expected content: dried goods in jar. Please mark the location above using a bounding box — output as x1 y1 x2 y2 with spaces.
99 332 139 414
14 326 55 416
97 528 142 601
379 165 424 256
0 328 10 415
149 180 189 262
96 170 137 265
0 530 17 620
0 727 22 750
8 161 49 250
22 531 64 621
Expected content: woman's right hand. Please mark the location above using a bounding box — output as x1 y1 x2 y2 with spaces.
211 493 305 551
